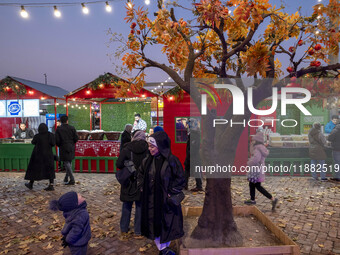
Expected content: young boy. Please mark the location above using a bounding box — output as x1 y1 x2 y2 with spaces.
50 191 91 255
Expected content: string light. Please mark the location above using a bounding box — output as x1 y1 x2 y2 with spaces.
127 0 133 8
105 1 112 12
145 0 150 5
54 6 61 18
20 5 28 18
81 3 89 14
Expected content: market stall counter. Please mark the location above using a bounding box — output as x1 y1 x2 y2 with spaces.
73 131 121 173
265 134 333 177
0 139 34 172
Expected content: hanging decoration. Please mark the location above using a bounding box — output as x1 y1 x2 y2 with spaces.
87 73 120 90
0 0 153 19
163 85 184 102
0 77 27 96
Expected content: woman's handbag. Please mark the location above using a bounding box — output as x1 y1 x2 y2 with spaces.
167 191 185 206
116 152 136 186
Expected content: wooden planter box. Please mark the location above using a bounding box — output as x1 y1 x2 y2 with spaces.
180 206 300 255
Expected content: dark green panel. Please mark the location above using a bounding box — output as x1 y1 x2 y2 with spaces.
101 103 127 131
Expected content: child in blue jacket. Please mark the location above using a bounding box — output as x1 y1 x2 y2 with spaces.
50 191 91 255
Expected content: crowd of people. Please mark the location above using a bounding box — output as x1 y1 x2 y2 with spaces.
19 113 340 255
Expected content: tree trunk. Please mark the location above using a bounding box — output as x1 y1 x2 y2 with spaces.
188 177 243 248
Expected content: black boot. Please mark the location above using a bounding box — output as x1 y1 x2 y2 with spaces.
65 180 75 185
44 185 54 191
25 182 33 190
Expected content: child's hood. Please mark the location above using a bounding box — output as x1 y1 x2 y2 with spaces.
254 144 269 157
63 201 88 221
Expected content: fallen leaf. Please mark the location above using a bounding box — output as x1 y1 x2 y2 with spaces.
43 242 53 250
38 234 48 240
318 244 324 248
89 243 98 248
139 247 147 252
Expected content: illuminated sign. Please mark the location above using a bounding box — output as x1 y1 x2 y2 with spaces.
0 100 6 117
23 99 39 117
0 99 40 117
7 100 23 117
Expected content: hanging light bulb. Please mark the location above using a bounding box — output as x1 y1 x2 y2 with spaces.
20 6 28 18
54 6 61 18
105 1 112 12
127 0 133 9
145 0 150 5
81 3 89 14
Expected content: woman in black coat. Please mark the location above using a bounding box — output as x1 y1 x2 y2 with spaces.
24 123 56 191
116 130 149 239
138 131 185 255
120 124 132 152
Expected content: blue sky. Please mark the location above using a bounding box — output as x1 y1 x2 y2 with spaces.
0 0 329 92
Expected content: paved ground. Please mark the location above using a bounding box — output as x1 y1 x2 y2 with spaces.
0 172 339 255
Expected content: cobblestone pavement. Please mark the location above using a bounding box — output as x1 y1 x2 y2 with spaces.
0 172 339 255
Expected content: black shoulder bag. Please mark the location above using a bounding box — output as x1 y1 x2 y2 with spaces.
116 152 136 187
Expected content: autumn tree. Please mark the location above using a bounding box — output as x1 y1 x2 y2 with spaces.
109 0 340 248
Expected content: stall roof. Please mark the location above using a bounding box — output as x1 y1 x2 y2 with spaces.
66 73 157 100
10 76 69 99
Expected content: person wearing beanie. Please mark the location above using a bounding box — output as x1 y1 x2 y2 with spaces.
308 122 328 181
50 191 91 255
153 126 164 133
24 123 56 191
116 130 149 240
244 132 278 211
138 131 185 255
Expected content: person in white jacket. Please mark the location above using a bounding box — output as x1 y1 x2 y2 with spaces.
244 132 278 211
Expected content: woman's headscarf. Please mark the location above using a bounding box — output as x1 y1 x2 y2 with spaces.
38 123 48 134
132 130 146 141
125 124 133 133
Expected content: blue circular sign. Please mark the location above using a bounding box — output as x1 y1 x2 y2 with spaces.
8 101 21 115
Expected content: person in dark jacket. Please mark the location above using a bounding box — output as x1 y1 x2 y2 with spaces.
24 123 56 191
138 131 185 255
327 122 340 182
50 191 91 255
308 122 328 181
120 124 132 152
12 123 34 139
55 116 79 185
184 119 203 191
116 130 148 239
